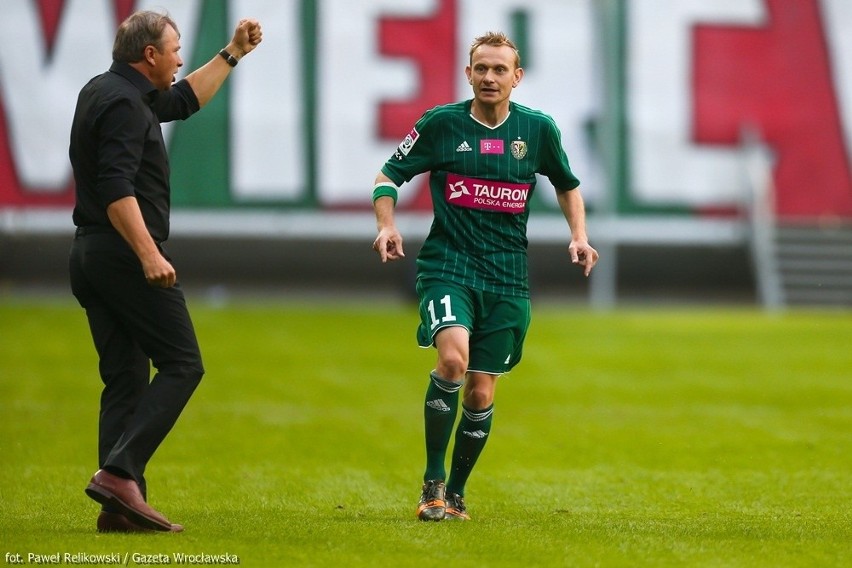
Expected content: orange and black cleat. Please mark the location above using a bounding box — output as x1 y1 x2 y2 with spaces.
416 480 446 521
444 492 470 521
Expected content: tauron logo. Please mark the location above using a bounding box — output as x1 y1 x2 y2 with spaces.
444 173 531 215
448 180 470 200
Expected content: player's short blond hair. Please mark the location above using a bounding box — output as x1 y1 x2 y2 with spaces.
469 32 521 68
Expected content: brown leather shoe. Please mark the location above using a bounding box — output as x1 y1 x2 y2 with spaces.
85 469 177 532
97 512 184 533
97 512 151 533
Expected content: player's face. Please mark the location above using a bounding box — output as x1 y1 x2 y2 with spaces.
466 45 522 108
150 25 183 90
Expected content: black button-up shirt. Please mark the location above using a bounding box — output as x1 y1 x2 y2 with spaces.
69 62 200 243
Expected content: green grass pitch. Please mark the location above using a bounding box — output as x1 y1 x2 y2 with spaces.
1 298 851 566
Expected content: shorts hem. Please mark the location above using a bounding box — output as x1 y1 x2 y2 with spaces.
467 367 506 376
418 323 471 348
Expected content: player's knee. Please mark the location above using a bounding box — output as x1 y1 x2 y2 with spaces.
436 354 467 381
463 386 493 410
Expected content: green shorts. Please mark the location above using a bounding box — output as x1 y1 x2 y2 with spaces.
415 278 531 375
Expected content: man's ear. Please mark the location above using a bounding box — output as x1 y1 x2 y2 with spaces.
143 45 157 66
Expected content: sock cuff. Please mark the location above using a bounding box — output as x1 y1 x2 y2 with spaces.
430 371 463 393
461 404 493 422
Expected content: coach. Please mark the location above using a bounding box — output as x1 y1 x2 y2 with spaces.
68 10 261 533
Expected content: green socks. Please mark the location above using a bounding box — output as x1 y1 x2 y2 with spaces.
446 404 494 497
423 372 462 481
422 372 495 496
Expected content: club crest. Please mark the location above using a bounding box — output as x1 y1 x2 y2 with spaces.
511 140 527 160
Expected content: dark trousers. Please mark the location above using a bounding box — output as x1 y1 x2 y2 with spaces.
69 230 204 498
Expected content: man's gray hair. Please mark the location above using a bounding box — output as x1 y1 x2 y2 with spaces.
112 10 179 63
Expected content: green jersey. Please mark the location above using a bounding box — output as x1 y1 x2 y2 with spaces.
381 100 579 298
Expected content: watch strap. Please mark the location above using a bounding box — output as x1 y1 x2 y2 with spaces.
218 49 238 67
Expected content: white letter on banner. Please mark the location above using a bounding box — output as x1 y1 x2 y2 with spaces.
0 0 199 192
230 0 303 200
821 0 852 170
317 0 438 205
629 0 764 206
457 0 599 204
0 0 113 191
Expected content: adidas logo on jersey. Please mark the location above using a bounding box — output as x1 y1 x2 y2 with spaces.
456 141 473 152
427 399 451 412
462 429 488 439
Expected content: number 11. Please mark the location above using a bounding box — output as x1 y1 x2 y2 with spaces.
427 294 457 330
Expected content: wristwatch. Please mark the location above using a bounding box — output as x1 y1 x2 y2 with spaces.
218 49 238 67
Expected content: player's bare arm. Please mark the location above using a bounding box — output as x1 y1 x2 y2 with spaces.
372 173 405 263
557 188 599 277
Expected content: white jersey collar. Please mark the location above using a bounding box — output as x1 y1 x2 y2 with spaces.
469 111 511 130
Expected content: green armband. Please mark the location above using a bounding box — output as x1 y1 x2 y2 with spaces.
372 183 399 205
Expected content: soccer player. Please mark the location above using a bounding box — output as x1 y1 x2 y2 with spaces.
371 31 599 521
